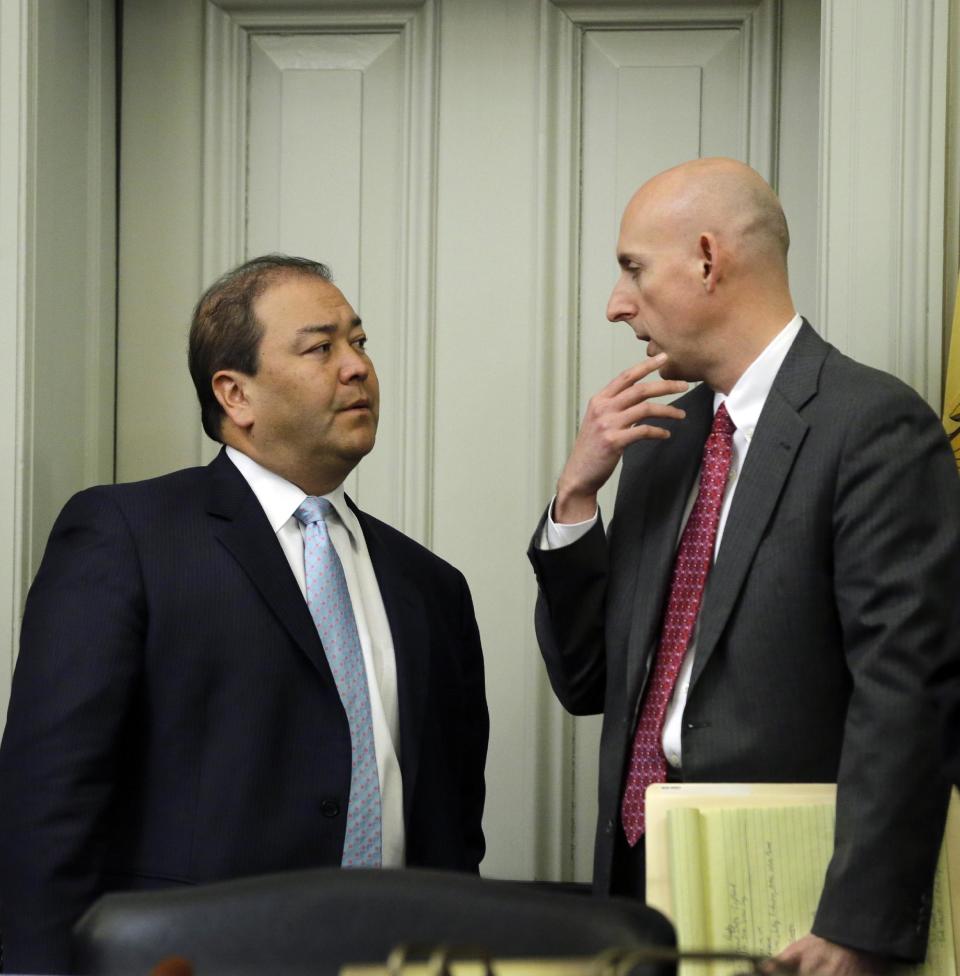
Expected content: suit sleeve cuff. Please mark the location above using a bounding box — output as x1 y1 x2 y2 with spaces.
538 495 599 550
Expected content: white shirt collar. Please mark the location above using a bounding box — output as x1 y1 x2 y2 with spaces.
713 314 803 438
224 445 360 544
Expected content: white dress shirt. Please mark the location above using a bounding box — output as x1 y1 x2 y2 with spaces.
226 446 405 866
540 315 803 769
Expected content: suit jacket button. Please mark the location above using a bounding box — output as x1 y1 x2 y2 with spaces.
320 799 340 818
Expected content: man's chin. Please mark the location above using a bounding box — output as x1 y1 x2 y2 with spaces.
658 362 688 382
655 357 701 384
342 431 377 461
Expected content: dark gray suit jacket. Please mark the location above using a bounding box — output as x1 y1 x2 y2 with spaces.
529 322 960 960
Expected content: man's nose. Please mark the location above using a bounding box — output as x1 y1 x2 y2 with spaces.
606 278 636 322
340 347 369 383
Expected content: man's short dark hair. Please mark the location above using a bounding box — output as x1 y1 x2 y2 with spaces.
188 254 332 442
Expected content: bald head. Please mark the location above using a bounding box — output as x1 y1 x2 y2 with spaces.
626 157 790 271
608 158 797 393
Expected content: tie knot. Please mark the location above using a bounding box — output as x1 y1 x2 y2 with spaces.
712 402 736 438
294 495 334 526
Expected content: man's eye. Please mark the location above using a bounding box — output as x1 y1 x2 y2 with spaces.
308 342 332 355
353 336 368 351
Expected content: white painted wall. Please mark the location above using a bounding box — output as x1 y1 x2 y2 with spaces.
0 0 115 733
0 0 29 736
30 0 117 569
818 0 949 405
116 0 203 482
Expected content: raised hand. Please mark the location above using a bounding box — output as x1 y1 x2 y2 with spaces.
554 353 689 523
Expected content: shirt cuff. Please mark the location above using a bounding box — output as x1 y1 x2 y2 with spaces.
538 496 599 550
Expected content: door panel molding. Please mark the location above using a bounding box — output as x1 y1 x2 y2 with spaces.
0 0 116 730
204 0 439 541
532 0 780 879
210 0 426 27
0 0 31 732
817 0 949 405
534 0 780 521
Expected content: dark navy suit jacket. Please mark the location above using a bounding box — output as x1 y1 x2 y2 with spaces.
0 450 488 973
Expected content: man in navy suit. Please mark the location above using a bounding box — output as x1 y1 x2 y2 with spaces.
0 255 489 973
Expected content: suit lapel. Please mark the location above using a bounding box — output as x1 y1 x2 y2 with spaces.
351 504 430 827
206 450 433 820
205 450 335 684
689 321 825 688
623 384 715 707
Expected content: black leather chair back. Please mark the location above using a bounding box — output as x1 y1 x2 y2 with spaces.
73 868 675 976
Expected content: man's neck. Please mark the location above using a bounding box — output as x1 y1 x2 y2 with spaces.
223 439 351 497
709 305 797 394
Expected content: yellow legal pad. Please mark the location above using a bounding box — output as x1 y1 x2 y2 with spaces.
645 784 960 976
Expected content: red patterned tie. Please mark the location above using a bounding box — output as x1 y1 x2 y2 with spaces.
620 403 736 845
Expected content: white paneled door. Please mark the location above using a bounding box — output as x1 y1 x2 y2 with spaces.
118 0 820 881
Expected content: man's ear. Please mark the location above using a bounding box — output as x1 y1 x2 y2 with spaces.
699 232 722 293
211 370 255 431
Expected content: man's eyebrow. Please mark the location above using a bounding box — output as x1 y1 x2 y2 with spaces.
295 317 363 338
296 324 336 337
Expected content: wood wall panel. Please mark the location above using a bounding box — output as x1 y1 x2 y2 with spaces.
818 0 949 404
542 5 779 876
205 4 435 533
0 0 116 730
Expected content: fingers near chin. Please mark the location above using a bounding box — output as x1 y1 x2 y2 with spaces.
622 404 686 428
611 362 656 391
628 424 671 440
617 356 673 387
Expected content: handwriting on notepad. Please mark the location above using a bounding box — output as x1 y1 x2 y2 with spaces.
722 880 748 949
667 803 956 976
764 842 782 951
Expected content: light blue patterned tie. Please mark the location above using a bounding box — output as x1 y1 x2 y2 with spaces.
295 496 382 867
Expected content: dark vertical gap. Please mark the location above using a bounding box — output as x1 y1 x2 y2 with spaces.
111 0 123 484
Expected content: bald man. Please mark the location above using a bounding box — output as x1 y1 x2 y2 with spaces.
528 159 960 975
